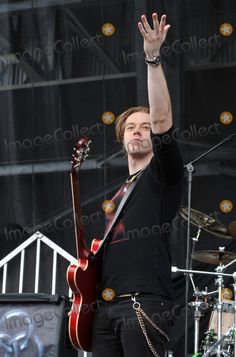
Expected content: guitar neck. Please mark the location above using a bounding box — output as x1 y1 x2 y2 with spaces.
70 172 90 260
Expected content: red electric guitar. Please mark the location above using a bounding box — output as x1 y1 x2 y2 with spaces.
66 138 102 351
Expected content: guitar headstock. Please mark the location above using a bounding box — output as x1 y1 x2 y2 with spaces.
71 137 91 173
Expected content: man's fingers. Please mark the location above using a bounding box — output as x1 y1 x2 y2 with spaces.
138 22 148 37
138 12 171 41
164 24 171 37
152 13 159 31
160 14 166 33
141 14 152 33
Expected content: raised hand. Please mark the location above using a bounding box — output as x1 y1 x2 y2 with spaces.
138 13 170 59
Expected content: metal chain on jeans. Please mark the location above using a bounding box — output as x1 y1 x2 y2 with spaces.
131 295 169 357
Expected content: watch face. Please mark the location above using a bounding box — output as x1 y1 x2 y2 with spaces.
145 56 161 66
155 56 161 64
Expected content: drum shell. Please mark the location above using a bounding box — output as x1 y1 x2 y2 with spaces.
208 300 234 341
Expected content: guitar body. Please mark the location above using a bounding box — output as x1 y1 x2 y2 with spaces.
67 239 102 351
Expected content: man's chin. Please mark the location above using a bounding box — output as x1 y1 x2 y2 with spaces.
128 149 152 157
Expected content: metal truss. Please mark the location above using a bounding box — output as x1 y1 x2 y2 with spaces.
0 72 136 91
0 0 85 14
0 151 126 176
0 144 235 177
0 31 44 84
0 2 135 88
66 9 120 74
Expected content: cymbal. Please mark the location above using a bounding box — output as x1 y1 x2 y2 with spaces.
192 250 236 265
179 207 232 240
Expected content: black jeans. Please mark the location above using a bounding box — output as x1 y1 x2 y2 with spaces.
91 294 174 357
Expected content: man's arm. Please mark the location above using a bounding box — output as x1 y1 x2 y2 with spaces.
138 13 172 134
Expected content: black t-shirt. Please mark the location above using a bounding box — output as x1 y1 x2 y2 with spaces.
100 126 184 300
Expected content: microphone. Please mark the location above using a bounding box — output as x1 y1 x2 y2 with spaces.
228 221 236 237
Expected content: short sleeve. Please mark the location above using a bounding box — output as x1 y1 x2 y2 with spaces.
150 126 184 185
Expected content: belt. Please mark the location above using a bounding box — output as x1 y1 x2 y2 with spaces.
100 291 141 302
117 292 140 299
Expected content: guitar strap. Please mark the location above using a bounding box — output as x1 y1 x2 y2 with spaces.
91 170 144 261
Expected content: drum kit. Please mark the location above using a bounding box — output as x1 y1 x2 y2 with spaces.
173 207 236 357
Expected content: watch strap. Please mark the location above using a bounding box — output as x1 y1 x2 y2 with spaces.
145 55 161 67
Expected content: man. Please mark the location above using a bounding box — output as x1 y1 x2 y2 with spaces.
91 12 183 357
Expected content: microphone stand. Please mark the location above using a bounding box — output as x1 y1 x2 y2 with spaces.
183 132 236 357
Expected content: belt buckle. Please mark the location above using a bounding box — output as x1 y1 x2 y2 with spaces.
117 292 140 299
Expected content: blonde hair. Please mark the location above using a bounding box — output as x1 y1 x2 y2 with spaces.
115 106 150 142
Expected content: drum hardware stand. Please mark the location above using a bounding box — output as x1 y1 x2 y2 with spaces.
188 227 202 296
172 266 234 356
211 248 229 355
202 257 236 357
189 290 208 354
233 272 236 357
201 325 235 357
189 228 202 273
183 132 236 357
188 241 207 357
171 266 234 279
188 228 204 354
190 283 218 354
214 257 236 357
215 263 224 355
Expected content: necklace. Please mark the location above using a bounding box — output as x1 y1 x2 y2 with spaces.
125 168 145 184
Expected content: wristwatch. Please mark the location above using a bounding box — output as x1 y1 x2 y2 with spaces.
145 55 161 67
